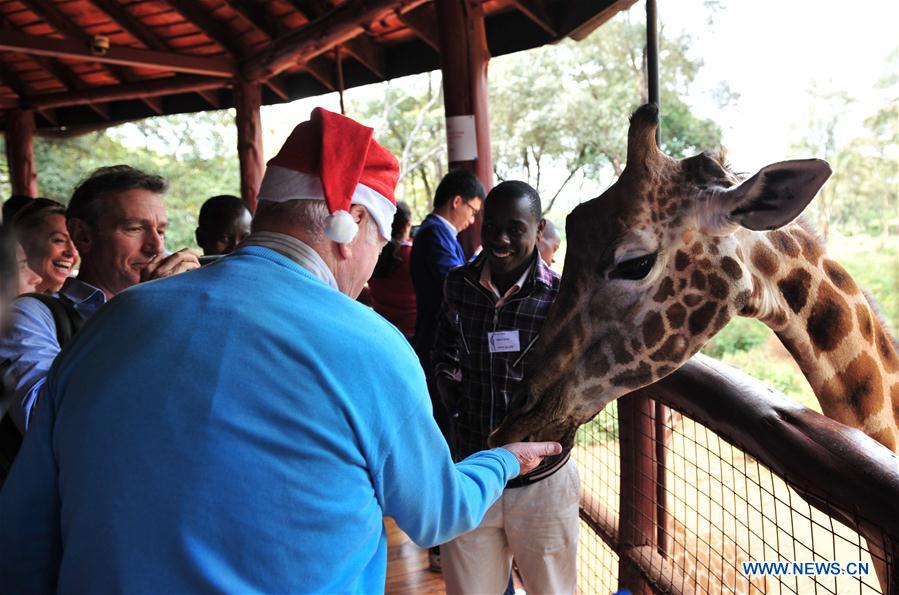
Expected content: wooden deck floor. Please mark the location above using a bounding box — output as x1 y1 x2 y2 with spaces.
385 518 446 594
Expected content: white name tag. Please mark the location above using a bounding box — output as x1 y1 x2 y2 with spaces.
488 330 521 353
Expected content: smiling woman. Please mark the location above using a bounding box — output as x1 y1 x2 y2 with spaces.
12 198 79 294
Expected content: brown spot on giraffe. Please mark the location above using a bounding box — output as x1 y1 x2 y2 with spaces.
793 227 823 263
655 364 674 378
583 341 610 377
856 305 874 342
721 256 742 280
697 258 713 270
690 270 707 291
807 282 852 352
684 294 703 308
643 312 665 349
823 260 857 294
677 278 687 291
768 230 801 258
778 268 812 314
751 243 778 277
876 326 899 372
651 335 687 362
688 301 719 335
840 352 884 421
653 277 675 302
691 242 703 255
610 333 632 365
675 250 690 271
708 241 720 256
611 362 654 388
708 274 728 300
666 303 687 328
893 384 899 423
740 277 763 317
734 289 752 313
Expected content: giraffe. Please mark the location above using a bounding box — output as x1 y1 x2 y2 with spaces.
490 103 899 455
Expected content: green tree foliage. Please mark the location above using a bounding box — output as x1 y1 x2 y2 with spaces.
789 51 898 241
344 8 732 219
490 11 733 213
347 73 446 222
1 111 240 251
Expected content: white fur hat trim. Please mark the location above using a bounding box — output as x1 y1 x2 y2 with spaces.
325 210 359 243
257 165 396 242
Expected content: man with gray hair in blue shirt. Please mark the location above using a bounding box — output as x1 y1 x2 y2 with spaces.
0 108 561 593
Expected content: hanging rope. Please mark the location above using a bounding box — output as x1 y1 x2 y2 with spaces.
335 47 345 115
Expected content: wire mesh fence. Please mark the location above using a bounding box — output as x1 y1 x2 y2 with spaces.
573 393 895 594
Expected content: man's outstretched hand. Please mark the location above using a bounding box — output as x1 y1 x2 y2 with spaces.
501 442 562 476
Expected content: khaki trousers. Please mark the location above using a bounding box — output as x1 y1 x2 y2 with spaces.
442 459 580 595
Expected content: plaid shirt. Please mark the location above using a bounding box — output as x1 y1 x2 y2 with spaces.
431 251 569 486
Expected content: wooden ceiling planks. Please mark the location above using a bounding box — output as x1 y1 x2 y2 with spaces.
0 0 638 133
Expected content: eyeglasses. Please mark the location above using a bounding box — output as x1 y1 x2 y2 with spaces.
462 201 480 218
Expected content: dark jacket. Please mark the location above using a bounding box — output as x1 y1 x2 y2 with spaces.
431 251 568 486
409 213 466 364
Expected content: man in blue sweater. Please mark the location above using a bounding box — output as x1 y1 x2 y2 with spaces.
0 108 560 594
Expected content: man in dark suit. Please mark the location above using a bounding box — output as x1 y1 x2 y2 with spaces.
410 170 485 405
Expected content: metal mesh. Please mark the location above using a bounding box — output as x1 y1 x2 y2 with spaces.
574 402 621 594
573 401 890 594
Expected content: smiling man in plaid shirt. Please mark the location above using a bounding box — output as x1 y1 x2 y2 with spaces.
431 180 579 595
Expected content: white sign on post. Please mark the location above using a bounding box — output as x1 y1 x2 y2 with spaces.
446 115 478 162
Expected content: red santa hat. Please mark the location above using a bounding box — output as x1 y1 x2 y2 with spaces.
257 107 399 243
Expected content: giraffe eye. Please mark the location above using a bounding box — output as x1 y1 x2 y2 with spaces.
610 252 658 280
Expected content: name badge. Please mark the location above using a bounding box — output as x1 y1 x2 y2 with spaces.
488 330 521 353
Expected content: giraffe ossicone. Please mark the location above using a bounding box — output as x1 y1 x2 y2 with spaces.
490 103 899 454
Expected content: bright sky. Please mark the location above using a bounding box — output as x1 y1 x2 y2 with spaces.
261 0 898 180
662 0 898 172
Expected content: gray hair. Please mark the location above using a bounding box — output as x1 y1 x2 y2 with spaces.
254 199 381 245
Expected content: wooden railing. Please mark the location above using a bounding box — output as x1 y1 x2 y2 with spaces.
575 353 899 594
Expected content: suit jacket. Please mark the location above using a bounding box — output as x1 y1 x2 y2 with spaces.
409 213 465 363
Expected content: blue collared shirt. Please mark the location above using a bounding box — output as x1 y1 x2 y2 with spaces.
0 278 106 431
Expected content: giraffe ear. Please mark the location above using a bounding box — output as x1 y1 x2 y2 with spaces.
723 159 832 231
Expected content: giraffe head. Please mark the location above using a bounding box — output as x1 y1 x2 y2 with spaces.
490 104 832 446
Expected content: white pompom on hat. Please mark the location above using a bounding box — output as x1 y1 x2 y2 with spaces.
257 107 400 243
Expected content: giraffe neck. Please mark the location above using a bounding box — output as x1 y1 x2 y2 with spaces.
737 224 899 452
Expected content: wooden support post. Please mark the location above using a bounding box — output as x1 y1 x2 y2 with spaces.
234 80 264 213
5 109 38 198
435 0 493 257
618 393 659 594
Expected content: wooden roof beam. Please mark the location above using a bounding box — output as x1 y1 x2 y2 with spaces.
243 0 427 81
83 0 170 116
24 75 226 110
511 0 558 37
222 0 285 39
196 89 220 108
29 56 111 119
0 61 59 122
303 56 336 91
25 0 152 101
265 76 289 100
563 0 639 41
342 35 385 80
165 0 244 57
396 3 439 51
0 30 237 77
88 0 171 51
